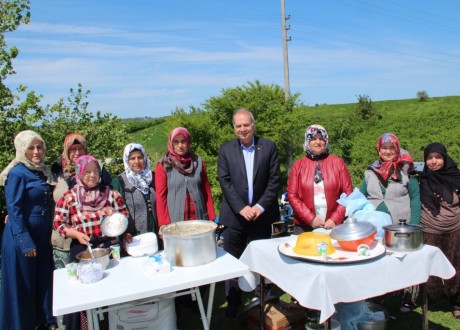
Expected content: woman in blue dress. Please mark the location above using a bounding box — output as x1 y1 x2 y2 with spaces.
0 130 57 330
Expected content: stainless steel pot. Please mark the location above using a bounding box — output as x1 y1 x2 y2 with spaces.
160 220 217 267
383 219 422 252
76 248 111 270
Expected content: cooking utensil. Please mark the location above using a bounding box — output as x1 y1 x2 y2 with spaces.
76 248 111 270
160 220 217 267
100 212 129 237
86 242 96 260
330 218 377 251
383 219 422 252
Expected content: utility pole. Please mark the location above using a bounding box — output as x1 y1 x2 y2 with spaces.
280 0 291 99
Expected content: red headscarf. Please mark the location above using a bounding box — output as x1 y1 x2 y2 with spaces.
161 127 196 175
369 133 414 185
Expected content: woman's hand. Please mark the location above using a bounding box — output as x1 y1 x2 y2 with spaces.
311 216 325 228
121 233 133 251
323 219 336 230
75 232 90 245
24 248 37 257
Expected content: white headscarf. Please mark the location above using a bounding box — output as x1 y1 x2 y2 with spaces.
0 130 53 186
123 143 153 195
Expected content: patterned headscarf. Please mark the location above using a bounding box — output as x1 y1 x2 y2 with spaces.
369 133 414 185
123 143 153 195
160 127 196 175
61 133 88 177
303 124 329 160
0 130 53 186
74 155 109 212
419 142 460 216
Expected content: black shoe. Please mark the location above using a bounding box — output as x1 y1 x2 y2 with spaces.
225 302 240 319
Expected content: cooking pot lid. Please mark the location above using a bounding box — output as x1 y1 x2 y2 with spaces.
330 218 376 241
383 219 422 232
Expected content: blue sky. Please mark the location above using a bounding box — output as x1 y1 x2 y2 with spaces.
5 0 460 119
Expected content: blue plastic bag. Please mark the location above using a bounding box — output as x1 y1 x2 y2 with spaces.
337 188 391 237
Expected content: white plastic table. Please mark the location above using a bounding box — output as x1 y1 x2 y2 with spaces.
239 236 456 329
53 247 250 330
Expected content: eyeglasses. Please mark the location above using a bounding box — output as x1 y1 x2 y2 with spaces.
83 169 100 176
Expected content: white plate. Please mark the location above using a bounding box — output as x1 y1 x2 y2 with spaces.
278 239 386 264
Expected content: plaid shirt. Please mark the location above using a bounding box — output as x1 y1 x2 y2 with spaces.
54 187 129 238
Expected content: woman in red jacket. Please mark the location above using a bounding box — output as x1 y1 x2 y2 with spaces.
287 124 353 233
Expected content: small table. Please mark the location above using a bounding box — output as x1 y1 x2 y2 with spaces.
53 247 250 330
239 237 455 329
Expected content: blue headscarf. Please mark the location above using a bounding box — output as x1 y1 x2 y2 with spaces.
123 143 153 195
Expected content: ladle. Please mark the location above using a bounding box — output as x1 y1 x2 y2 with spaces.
86 242 96 260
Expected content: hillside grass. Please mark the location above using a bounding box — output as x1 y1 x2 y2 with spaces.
125 96 460 329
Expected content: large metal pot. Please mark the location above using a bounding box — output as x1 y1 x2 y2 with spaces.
160 220 217 267
383 219 422 252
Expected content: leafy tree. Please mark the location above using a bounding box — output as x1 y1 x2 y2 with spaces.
0 1 126 235
355 94 381 121
417 90 429 102
165 80 301 205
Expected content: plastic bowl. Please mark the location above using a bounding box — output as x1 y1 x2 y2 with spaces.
337 231 377 251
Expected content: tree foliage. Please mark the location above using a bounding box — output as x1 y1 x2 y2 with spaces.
417 90 429 102
165 80 301 204
0 1 126 230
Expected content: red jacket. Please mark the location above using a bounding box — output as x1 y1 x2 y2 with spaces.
287 154 353 226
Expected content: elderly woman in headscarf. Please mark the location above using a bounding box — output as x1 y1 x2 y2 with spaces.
51 132 112 201
0 130 57 330
53 155 128 261
155 127 216 228
360 133 421 224
112 143 158 249
418 142 460 319
51 133 112 268
287 124 353 233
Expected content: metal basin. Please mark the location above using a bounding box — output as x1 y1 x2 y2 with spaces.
76 248 111 270
160 220 217 267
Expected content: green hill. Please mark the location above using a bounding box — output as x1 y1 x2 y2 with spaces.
126 95 460 188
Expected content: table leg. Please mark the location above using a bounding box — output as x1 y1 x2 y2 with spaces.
193 287 210 330
421 283 429 330
260 275 266 330
87 309 98 330
206 282 216 326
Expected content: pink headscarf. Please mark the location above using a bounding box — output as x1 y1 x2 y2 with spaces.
161 127 196 175
74 155 109 212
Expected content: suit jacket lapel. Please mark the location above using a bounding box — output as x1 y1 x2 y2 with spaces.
253 136 261 180
234 140 247 182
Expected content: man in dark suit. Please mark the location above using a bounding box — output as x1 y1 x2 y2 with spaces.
218 108 280 318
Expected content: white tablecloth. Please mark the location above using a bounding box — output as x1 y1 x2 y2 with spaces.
238 236 455 324
53 247 249 328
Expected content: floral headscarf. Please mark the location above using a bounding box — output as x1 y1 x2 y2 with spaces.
0 130 53 186
303 124 329 160
74 155 109 212
419 142 460 216
123 143 153 195
369 133 413 185
160 127 196 175
61 133 88 177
